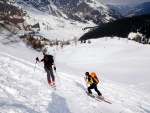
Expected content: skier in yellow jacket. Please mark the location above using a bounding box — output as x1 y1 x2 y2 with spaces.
85 72 102 98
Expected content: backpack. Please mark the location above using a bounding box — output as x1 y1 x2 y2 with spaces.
91 72 99 84
44 55 54 66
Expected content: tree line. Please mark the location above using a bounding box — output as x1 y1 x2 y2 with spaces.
80 14 150 41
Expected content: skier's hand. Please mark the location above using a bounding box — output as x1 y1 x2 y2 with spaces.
86 81 89 84
36 57 39 61
54 67 56 71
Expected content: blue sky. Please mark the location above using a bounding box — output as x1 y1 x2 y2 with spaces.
97 0 150 5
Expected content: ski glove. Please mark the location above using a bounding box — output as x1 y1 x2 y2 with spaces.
36 57 39 61
54 67 56 71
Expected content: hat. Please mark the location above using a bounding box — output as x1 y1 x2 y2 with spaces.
85 72 89 76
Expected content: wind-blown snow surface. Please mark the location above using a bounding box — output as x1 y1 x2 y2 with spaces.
0 36 150 113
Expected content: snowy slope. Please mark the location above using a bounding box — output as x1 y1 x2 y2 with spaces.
56 37 150 91
0 34 150 113
1 51 150 113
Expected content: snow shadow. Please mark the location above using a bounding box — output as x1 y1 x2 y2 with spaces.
139 106 150 113
47 92 71 113
0 101 40 113
74 81 86 91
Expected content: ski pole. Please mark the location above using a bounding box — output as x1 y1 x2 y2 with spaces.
33 60 37 76
55 70 61 85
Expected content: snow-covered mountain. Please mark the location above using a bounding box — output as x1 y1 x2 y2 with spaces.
0 0 93 40
14 0 123 24
124 2 150 17
106 4 132 14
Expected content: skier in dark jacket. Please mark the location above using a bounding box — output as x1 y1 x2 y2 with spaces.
85 72 103 98
36 52 56 85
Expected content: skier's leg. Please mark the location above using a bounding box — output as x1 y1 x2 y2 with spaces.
94 84 102 96
87 84 94 94
49 66 55 82
44 67 51 84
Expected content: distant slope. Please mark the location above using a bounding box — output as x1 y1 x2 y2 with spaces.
80 14 150 40
106 4 132 14
124 2 150 17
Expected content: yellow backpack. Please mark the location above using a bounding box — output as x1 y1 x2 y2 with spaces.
91 72 99 84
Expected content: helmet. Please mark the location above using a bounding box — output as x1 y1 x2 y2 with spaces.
85 72 89 76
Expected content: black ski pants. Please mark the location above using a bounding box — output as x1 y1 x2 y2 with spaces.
44 66 55 83
88 83 102 96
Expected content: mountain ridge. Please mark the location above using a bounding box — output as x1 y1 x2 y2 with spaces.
16 0 123 24
124 2 150 17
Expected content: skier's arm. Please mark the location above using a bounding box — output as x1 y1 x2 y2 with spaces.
52 62 56 71
52 56 56 68
38 60 42 62
52 62 56 67
84 77 89 84
36 57 43 62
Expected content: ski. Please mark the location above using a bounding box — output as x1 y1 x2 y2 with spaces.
93 93 112 104
86 91 101 102
50 83 56 90
97 97 111 104
86 91 112 104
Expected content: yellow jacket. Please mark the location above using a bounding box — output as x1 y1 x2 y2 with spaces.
86 72 99 85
